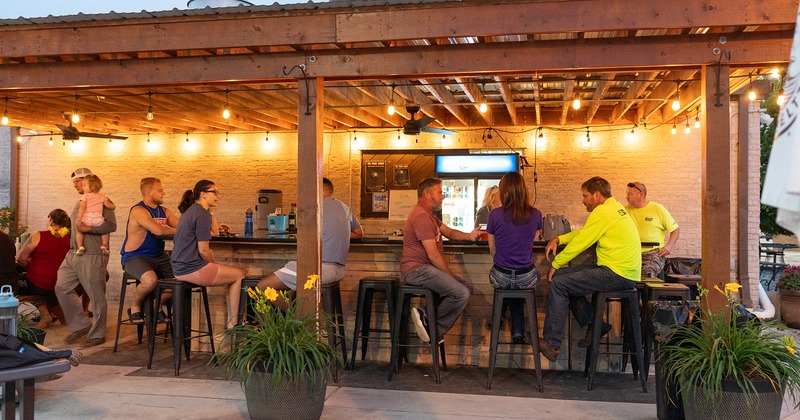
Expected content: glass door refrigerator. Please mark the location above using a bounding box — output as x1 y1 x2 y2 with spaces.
436 154 519 229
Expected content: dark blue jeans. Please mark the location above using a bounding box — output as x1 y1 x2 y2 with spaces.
489 265 539 335
542 265 636 350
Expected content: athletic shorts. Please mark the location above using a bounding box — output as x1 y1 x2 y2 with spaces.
122 254 173 280
175 263 220 286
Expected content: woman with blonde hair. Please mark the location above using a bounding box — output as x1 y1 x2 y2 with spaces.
475 185 501 228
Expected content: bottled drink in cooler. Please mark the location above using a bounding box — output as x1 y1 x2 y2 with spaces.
0 285 19 337
244 208 254 237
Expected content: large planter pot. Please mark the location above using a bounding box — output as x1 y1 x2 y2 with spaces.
244 363 328 420
779 289 800 328
682 378 784 420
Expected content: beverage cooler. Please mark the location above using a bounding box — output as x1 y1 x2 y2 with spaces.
435 153 519 228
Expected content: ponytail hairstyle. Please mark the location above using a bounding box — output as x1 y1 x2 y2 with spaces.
178 180 215 213
498 172 534 225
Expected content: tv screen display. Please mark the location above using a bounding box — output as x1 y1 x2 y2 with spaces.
435 154 518 174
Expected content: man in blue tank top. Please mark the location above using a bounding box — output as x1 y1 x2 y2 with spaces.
120 177 179 324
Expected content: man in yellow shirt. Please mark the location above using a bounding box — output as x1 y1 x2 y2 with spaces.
539 177 641 362
625 181 680 279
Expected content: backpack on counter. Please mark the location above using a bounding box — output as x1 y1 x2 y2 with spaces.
542 214 571 241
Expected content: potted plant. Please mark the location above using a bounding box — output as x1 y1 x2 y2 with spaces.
779 265 800 327
662 283 800 419
17 310 46 344
214 275 341 420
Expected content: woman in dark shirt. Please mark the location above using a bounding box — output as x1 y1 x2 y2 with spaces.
171 180 245 328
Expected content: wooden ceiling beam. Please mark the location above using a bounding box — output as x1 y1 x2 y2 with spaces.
420 79 470 127
494 76 517 126
326 81 404 126
454 77 492 126
586 75 614 125
560 79 576 126
0 0 794 57
640 70 699 122
609 71 658 124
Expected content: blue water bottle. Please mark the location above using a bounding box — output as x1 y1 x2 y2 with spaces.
244 208 254 238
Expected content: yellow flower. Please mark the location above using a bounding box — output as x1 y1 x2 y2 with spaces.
247 287 258 299
714 285 725 296
304 275 319 290
787 346 797 355
725 283 742 293
264 287 279 302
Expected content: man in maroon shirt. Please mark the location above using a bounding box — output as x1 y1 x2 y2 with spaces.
401 177 480 344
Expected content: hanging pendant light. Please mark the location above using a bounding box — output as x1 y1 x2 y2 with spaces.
1 97 9 126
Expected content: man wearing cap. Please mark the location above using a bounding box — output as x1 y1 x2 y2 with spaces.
56 168 117 347
121 177 179 324
625 181 680 279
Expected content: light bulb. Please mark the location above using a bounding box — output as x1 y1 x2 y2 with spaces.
146 106 154 121
222 107 230 120
695 118 701 129
671 124 677 135
225 132 229 142
585 132 590 143
684 125 690 135
748 90 757 101
671 99 680 111
72 112 80 124
185 133 190 143
1 114 7 126
48 138 53 146
387 103 395 116
572 98 581 110
16 134 22 143
147 132 151 143
265 132 269 142
777 93 786 107
479 102 488 113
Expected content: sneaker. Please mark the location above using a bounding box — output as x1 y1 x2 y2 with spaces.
64 326 90 344
100 245 110 255
83 337 106 347
411 307 430 343
512 333 526 344
578 322 613 348
75 246 86 256
537 338 560 362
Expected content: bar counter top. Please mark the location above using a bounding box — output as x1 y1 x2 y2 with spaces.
210 232 496 247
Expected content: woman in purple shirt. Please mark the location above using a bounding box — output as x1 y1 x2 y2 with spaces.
487 172 543 344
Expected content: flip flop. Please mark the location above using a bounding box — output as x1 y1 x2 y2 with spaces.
128 308 145 325
157 310 172 324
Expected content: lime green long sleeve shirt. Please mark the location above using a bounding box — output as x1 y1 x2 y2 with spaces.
552 197 642 281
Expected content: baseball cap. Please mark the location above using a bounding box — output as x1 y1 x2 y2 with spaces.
71 168 93 180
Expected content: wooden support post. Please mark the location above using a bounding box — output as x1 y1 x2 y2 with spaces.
295 77 324 315
701 64 732 313
737 98 755 307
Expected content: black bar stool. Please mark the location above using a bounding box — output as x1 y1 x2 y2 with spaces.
485 288 543 392
583 288 647 392
236 276 263 325
349 276 398 369
388 285 447 384
322 281 348 379
147 278 215 376
113 272 145 352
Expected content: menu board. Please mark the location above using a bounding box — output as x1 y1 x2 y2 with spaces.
389 190 417 220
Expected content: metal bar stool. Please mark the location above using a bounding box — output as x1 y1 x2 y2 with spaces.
236 276 263 325
388 285 447 384
322 281 348 380
349 276 398 370
113 272 145 352
485 288 543 392
584 288 648 392
147 278 214 376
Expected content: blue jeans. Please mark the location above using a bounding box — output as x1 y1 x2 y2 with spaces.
403 264 471 338
489 265 539 335
542 265 636 350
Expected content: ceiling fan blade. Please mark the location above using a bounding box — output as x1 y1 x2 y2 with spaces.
79 132 128 140
421 126 457 136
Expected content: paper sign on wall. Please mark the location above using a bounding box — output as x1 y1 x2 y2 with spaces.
389 190 417 220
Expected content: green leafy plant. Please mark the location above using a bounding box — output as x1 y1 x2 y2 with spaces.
779 266 800 291
0 206 13 233
16 310 44 343
214 275 341 390
662 283 800 414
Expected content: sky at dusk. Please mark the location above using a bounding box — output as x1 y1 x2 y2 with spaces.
1 1 309 19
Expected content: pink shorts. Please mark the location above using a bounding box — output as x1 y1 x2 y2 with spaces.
176 263 220 286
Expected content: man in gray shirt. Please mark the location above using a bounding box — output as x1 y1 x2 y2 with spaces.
257 177 363 291
56 168 117 347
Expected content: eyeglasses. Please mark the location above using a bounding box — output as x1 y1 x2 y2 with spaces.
626 183 643 193
203 189 220 196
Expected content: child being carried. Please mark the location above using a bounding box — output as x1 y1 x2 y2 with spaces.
75 174 116 256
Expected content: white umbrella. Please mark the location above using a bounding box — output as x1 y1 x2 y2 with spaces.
762 4 800 237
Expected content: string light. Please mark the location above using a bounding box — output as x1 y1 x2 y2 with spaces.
777 89 786 107
146 92 154 121
265 131 269 142
1 97 8 126
186 132 190 142
671 121 677 135
671 81 680 111
747 75 757 102
478 83 488 113
769 68 782 79
72 94 80 123
694 106 701 128
16 128 22 143
352 131 357 142
222 89 231 119
396 130 401 141
147 132 151 143
684 115 691 134
387 83 396 116
572 94 581 110
585 126 590 143
225 131 229 142
48 132 53 146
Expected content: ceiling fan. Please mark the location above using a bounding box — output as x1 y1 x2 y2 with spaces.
402 105 456 136
54 113 128 140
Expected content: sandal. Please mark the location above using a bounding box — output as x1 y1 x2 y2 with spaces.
127 308 145 325
68 349 84 367
157 310 172 324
